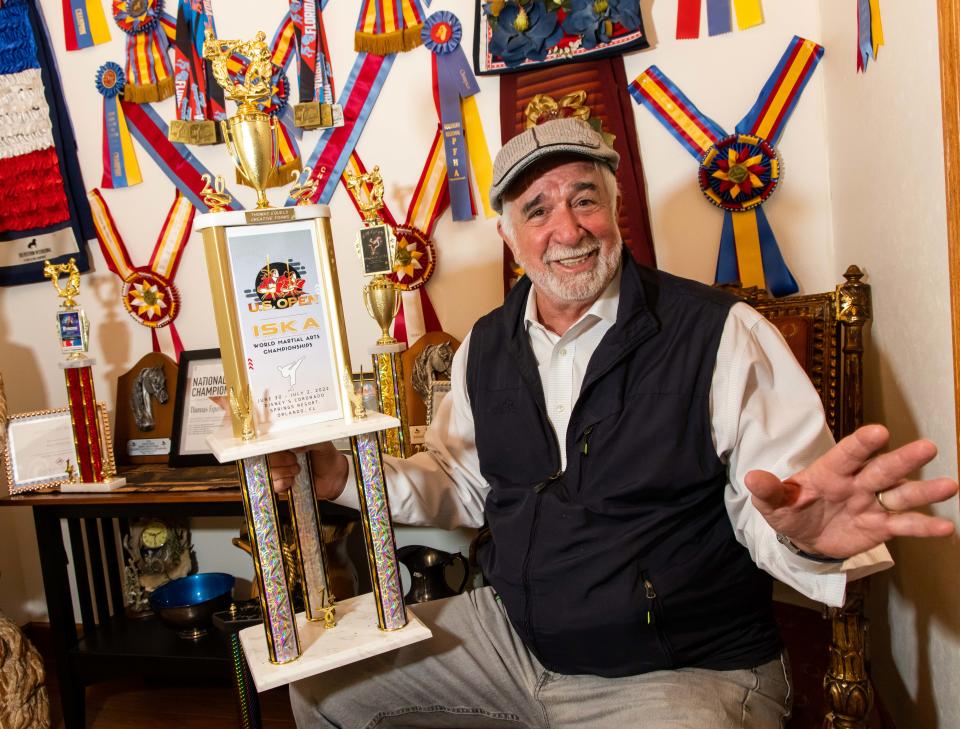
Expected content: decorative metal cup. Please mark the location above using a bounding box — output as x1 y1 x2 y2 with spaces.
221 109 278 210
363 275 401 346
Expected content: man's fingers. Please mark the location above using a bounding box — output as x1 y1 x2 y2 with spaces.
884 512 957 540
267 450 302 493
744 470 801 510
816 424 891 477
873 477 959 512
856 439 940 494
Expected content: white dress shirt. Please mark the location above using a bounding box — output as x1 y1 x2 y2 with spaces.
337 268 891 607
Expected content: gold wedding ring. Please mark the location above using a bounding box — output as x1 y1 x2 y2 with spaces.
876 489 897 513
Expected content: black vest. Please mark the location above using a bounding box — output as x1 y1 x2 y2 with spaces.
466 253 781 677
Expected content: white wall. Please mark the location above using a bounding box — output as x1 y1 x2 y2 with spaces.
6 9 956 725
818 2 960 727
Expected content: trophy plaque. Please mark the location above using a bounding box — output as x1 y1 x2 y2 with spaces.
195 31 429 682
43 259 125 492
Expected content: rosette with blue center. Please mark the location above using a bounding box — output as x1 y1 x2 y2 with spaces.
698 134 781 212
112 0 162 35
485 1 563 67
95 62 126 98
421 11 462 54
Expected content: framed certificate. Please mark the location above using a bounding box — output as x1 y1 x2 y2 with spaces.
169 349 231 467
224 219 344 434
3 403 114 493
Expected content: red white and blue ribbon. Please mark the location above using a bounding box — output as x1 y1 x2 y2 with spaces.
62 0 111 50
289 0 334 105
96 62 142 188
630 36 824 297
121 99 239 211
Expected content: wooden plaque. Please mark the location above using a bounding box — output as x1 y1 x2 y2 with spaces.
113 352 178 465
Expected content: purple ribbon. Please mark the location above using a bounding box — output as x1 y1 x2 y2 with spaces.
706 0 731 36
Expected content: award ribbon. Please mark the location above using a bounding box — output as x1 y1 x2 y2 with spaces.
121 99 239 211
355 0 425 55
169 0 224 144
677 0 763 39
113 0 174 103
630 36 824 296
62 0 111 50
856 0 884 72
96 62 142 188
342 141 447 344
87 188 194 357
422 11 494 221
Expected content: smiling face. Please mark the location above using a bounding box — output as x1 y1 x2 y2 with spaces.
499 157 622 313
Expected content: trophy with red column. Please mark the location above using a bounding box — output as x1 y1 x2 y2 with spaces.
43 258 124 491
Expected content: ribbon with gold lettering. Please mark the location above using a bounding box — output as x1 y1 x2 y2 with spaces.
112 0 174 103
343 140 447 344
857 0 883 72
630 36 824 296
421 10 493 221
87 188 194 357
677 0 763 39
96 62 142 188
168 0 224 144
63 0 111 50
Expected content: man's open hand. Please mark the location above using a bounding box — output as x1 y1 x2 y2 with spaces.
745 424 958 558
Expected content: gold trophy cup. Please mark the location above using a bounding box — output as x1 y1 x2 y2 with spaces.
203 31 278 209
363 276 401 346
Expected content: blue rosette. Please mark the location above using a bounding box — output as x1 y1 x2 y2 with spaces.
421 10 462 54
95 61 126 98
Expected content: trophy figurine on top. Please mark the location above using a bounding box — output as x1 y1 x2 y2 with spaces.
194 31 430 683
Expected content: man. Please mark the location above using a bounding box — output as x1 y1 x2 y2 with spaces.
270 118 957 728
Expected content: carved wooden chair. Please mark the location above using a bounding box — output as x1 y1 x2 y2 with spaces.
721 265 873 729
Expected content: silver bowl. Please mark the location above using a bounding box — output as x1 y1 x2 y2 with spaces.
149 573 235 640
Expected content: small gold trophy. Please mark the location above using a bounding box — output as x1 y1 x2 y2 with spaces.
348 167 400 346
203 31 278 209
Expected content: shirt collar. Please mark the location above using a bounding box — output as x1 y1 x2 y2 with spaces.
523 263 623 333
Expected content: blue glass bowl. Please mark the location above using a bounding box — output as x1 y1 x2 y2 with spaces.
150 573 235 640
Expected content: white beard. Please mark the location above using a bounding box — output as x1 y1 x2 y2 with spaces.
519 239 621 303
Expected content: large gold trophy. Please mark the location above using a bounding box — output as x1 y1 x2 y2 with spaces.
195 31 428 685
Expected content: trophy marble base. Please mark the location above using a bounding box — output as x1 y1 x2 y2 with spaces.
369 342 406 355
206 411 400 463
59 476 127 493
239 592 432 691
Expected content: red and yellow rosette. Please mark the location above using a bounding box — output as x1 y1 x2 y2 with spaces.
112 0 175 103
630 36 824 297
87 189 194 357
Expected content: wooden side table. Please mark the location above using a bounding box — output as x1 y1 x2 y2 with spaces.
0 465 355 729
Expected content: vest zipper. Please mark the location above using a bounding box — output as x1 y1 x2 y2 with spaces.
580 426 594 456
523 467 563 652
641 572 675 666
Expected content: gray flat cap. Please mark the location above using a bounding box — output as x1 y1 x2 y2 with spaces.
489 118 620 214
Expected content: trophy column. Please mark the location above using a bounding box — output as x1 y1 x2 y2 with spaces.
349 431 407 630
371 344 410 458
62 361 105 482
287 452 335 622
236 456 301 664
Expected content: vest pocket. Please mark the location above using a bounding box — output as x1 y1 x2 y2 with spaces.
641 570 676 668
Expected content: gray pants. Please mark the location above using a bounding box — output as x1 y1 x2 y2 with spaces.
290 587 791 729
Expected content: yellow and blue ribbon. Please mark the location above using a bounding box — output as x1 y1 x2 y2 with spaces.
856 0 884 72
630 36 824 297
96 62 142 188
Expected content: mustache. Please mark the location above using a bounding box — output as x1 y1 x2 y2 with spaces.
542 241 601 263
